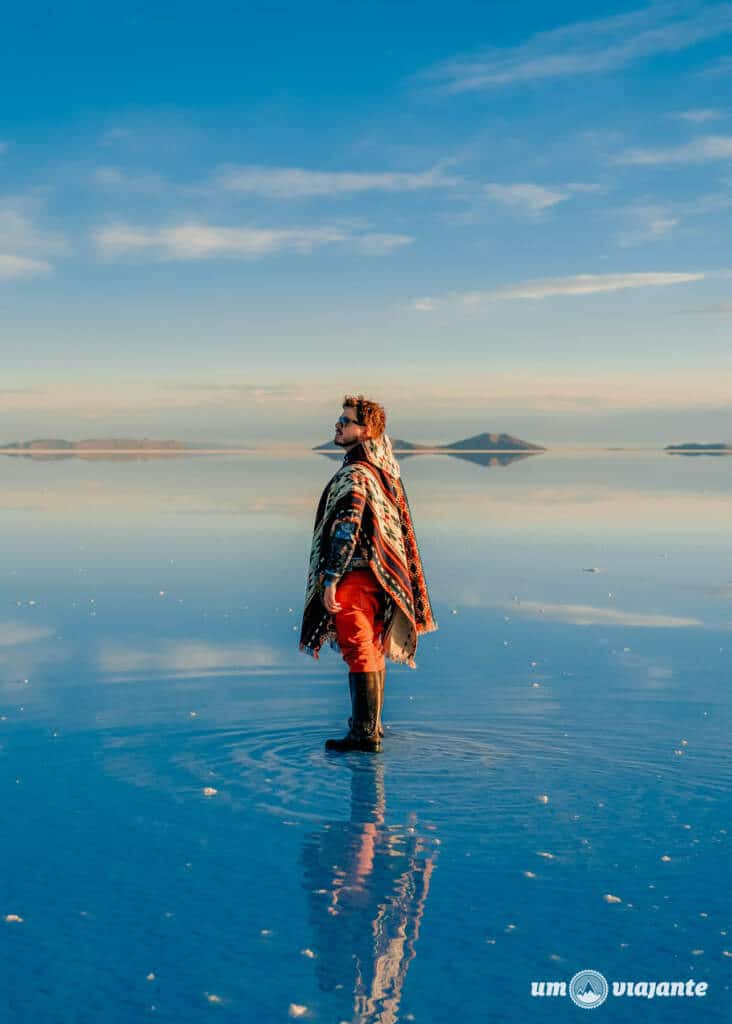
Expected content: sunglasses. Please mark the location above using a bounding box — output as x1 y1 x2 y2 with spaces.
336 414 360 428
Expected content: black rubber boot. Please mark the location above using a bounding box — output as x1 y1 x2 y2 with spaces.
346 668 385 736
325 671 382 752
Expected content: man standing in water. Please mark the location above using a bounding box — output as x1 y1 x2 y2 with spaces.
299 394 438 752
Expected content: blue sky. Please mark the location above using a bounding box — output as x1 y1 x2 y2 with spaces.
1 0 731 446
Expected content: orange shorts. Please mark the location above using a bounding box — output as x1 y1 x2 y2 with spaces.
333 567 386 673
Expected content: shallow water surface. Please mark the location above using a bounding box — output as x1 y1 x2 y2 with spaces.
1 450 730 1022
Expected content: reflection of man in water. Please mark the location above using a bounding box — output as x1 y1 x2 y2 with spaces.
302 760 438 1022
299 394 438 752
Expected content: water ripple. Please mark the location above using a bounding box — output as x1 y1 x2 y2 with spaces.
99 714 732 825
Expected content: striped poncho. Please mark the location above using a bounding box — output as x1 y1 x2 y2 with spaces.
299 432 438 669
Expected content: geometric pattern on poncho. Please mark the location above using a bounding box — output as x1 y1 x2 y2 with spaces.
299 432 437 669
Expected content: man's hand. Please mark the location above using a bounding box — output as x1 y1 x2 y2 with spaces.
323 582 342 614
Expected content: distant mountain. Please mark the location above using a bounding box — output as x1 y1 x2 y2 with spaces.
314 431 544 451
441 432 545 451
665 442 731 451
0 438 227 451
314 437 421 451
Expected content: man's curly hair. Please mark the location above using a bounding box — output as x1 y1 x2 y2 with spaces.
343 394 387 439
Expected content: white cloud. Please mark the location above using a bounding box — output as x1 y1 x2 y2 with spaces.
618 134 732 165
0 378 316 424
482 181 603 213
94 166 138 186
99 126 135 145
617 205 679 246
504 601 702 628
93 221 353 260
91 165 213 200
92 165 167 194
484 183 569 211
677 301 732 314
214 163 460 197
699 54 732 76
91 162 454 209
0 195 67 278
158 381 305 398
413 271 705 308
427 4 732 92
354 232 413 254
0 254 52 279
472 271 703 300
98 639 280 678
674 108 724 122
0 622 56 646
93 221 412 260
0 212 66 257
661 181 732 217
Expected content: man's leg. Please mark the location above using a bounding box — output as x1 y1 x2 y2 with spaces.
326 569 385 751
333 568 386 673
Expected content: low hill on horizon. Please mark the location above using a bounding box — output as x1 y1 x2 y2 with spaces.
0 438 228 450
665 441 732 451
314 431 545 451
442 432 545 451
2 432 547 453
